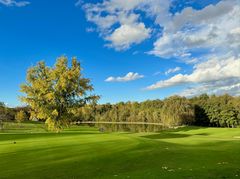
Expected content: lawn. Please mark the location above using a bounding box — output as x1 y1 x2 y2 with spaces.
0 122 240 179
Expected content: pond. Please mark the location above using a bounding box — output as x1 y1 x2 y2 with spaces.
77 123 166 133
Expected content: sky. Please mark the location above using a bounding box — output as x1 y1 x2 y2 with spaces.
0 0 239 107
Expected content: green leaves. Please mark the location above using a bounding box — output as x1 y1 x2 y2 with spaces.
192 94 240 128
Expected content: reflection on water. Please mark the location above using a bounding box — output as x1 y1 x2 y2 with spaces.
79 123 165 132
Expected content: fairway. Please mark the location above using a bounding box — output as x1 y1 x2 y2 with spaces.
0 123 240 179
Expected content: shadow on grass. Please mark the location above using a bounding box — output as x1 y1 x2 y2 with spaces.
165 126 204 132
141 127 210 140
195 133 209 136
143 133 191 139
142 132 210 140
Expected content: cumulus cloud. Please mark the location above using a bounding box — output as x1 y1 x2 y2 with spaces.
106 23 151 50
82 0 240 96
105 72 144 82
150 0 240 59
82 0 240 56
146 57 240 90
179 78 240 97
80 0 165 50
165 67 181 75
146 0 240 96
0 0 30 7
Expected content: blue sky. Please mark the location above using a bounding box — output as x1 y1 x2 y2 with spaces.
0 0 239 106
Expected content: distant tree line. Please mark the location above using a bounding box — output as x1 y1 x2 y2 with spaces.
72 94 240 128
1 94 240 128
0 102 30 122
190 94 240 128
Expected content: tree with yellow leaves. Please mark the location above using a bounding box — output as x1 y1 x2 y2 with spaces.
15 110 28 123
20 56 99 131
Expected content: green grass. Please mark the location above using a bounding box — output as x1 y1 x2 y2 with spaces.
0 122 240 179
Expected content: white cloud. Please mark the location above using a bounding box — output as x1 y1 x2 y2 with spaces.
150 0 240 59
145 0 240 96
106 23 151 50
105 72 144 82
179 78 240 97
184 58 199 64
165 67 181 75
81 0 167 50
0 0 30 7
82 0 240 96
230 27 240 35
146 57 240 90
82 0 240 58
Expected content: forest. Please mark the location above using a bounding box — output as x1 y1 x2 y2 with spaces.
72 94 240 128
1 94 240 128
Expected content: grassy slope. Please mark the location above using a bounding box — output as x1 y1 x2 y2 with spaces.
0 122 240 179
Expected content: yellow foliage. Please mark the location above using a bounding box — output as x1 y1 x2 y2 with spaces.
20 56 99 132
15 110 28 123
